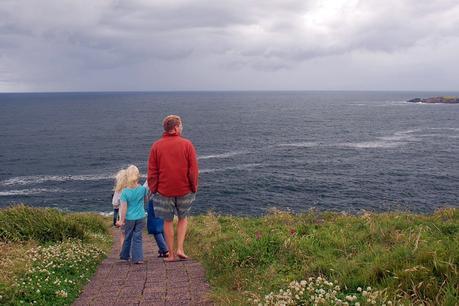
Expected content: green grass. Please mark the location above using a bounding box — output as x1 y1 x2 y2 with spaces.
0 205 112 305
186 208 459 305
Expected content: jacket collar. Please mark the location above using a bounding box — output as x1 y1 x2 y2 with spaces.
162 131 181 137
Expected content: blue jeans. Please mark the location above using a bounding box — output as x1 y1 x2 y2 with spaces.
153 232 168 254
120 218 145 262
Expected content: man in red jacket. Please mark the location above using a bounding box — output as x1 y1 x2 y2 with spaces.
148 115 199 262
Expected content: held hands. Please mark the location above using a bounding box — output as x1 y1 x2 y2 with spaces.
115 220 125 227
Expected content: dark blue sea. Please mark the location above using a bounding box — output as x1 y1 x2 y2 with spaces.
0 91 458 215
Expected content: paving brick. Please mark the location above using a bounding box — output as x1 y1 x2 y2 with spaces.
142 291 166 301
119 287 144 299
143 288 167 295
166 281 189 290
90 297 118 305
139 301 165 306
112 301 140 306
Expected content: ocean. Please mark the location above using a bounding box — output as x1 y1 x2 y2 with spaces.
0 91 458 215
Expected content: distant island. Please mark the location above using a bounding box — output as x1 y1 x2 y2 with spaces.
407 96 459 104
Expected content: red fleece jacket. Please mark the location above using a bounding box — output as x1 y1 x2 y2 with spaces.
147 132 199 197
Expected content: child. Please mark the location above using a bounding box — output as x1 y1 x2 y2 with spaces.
144 181 169 257
117 165 148 264
112 169 128 247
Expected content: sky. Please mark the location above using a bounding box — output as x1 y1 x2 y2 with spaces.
0 0 458 92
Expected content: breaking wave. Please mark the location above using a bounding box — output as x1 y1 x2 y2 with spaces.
199 150 249 160
0 188 68 196
0 174 113 186
200 163 261 174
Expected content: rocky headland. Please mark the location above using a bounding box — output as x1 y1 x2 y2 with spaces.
407 96 459 104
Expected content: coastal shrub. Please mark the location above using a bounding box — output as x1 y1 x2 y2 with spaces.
0 241 106 305
187 208 459 305
0 205 108 243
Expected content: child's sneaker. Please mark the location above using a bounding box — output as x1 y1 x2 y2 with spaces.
158 251 169 258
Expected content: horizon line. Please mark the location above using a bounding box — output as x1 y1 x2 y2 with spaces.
1 89 459 94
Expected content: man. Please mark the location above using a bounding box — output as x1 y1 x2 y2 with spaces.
147 115 199 262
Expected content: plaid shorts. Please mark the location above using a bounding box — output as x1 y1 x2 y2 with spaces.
153 192 196 221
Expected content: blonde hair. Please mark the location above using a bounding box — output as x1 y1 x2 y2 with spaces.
113 169 128 192
126 165 140 187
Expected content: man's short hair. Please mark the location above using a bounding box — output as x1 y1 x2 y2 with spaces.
163 115 182 133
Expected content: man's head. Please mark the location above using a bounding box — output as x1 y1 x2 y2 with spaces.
163 115 182 134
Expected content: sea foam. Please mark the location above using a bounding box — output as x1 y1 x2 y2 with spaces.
200 163 261 174
0 188 67 196
199 150 249 160
0 174 113 186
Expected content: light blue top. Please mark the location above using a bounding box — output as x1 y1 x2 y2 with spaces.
120 185 147 220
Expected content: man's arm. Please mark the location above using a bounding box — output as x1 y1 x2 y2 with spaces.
187 143 199 193
147 145 159 193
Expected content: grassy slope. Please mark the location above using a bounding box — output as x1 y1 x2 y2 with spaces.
0 205 112 305
187 208 458 305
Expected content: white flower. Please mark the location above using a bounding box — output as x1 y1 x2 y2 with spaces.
55 290 68 298
357 287 362 292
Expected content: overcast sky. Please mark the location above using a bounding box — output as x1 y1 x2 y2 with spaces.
0 0 458 92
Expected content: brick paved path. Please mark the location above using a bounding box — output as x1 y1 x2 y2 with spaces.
73 230 213 306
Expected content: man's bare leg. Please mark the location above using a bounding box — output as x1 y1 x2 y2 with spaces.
163 220 176 261
176 217 189 259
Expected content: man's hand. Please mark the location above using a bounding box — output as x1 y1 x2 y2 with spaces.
116 220 125 227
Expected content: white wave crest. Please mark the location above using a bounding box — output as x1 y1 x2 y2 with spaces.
199 150 248 160
0 174 113 186
277 142 318 148
200 163 261 174
0 188 67 196
341 141 404 149
372 101 409 107
341 130 419 149
427 127 459 132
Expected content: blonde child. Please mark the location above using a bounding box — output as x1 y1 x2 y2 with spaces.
112 169 128 247
117 165 148 264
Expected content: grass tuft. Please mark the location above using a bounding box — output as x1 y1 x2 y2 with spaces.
0 204 108 243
